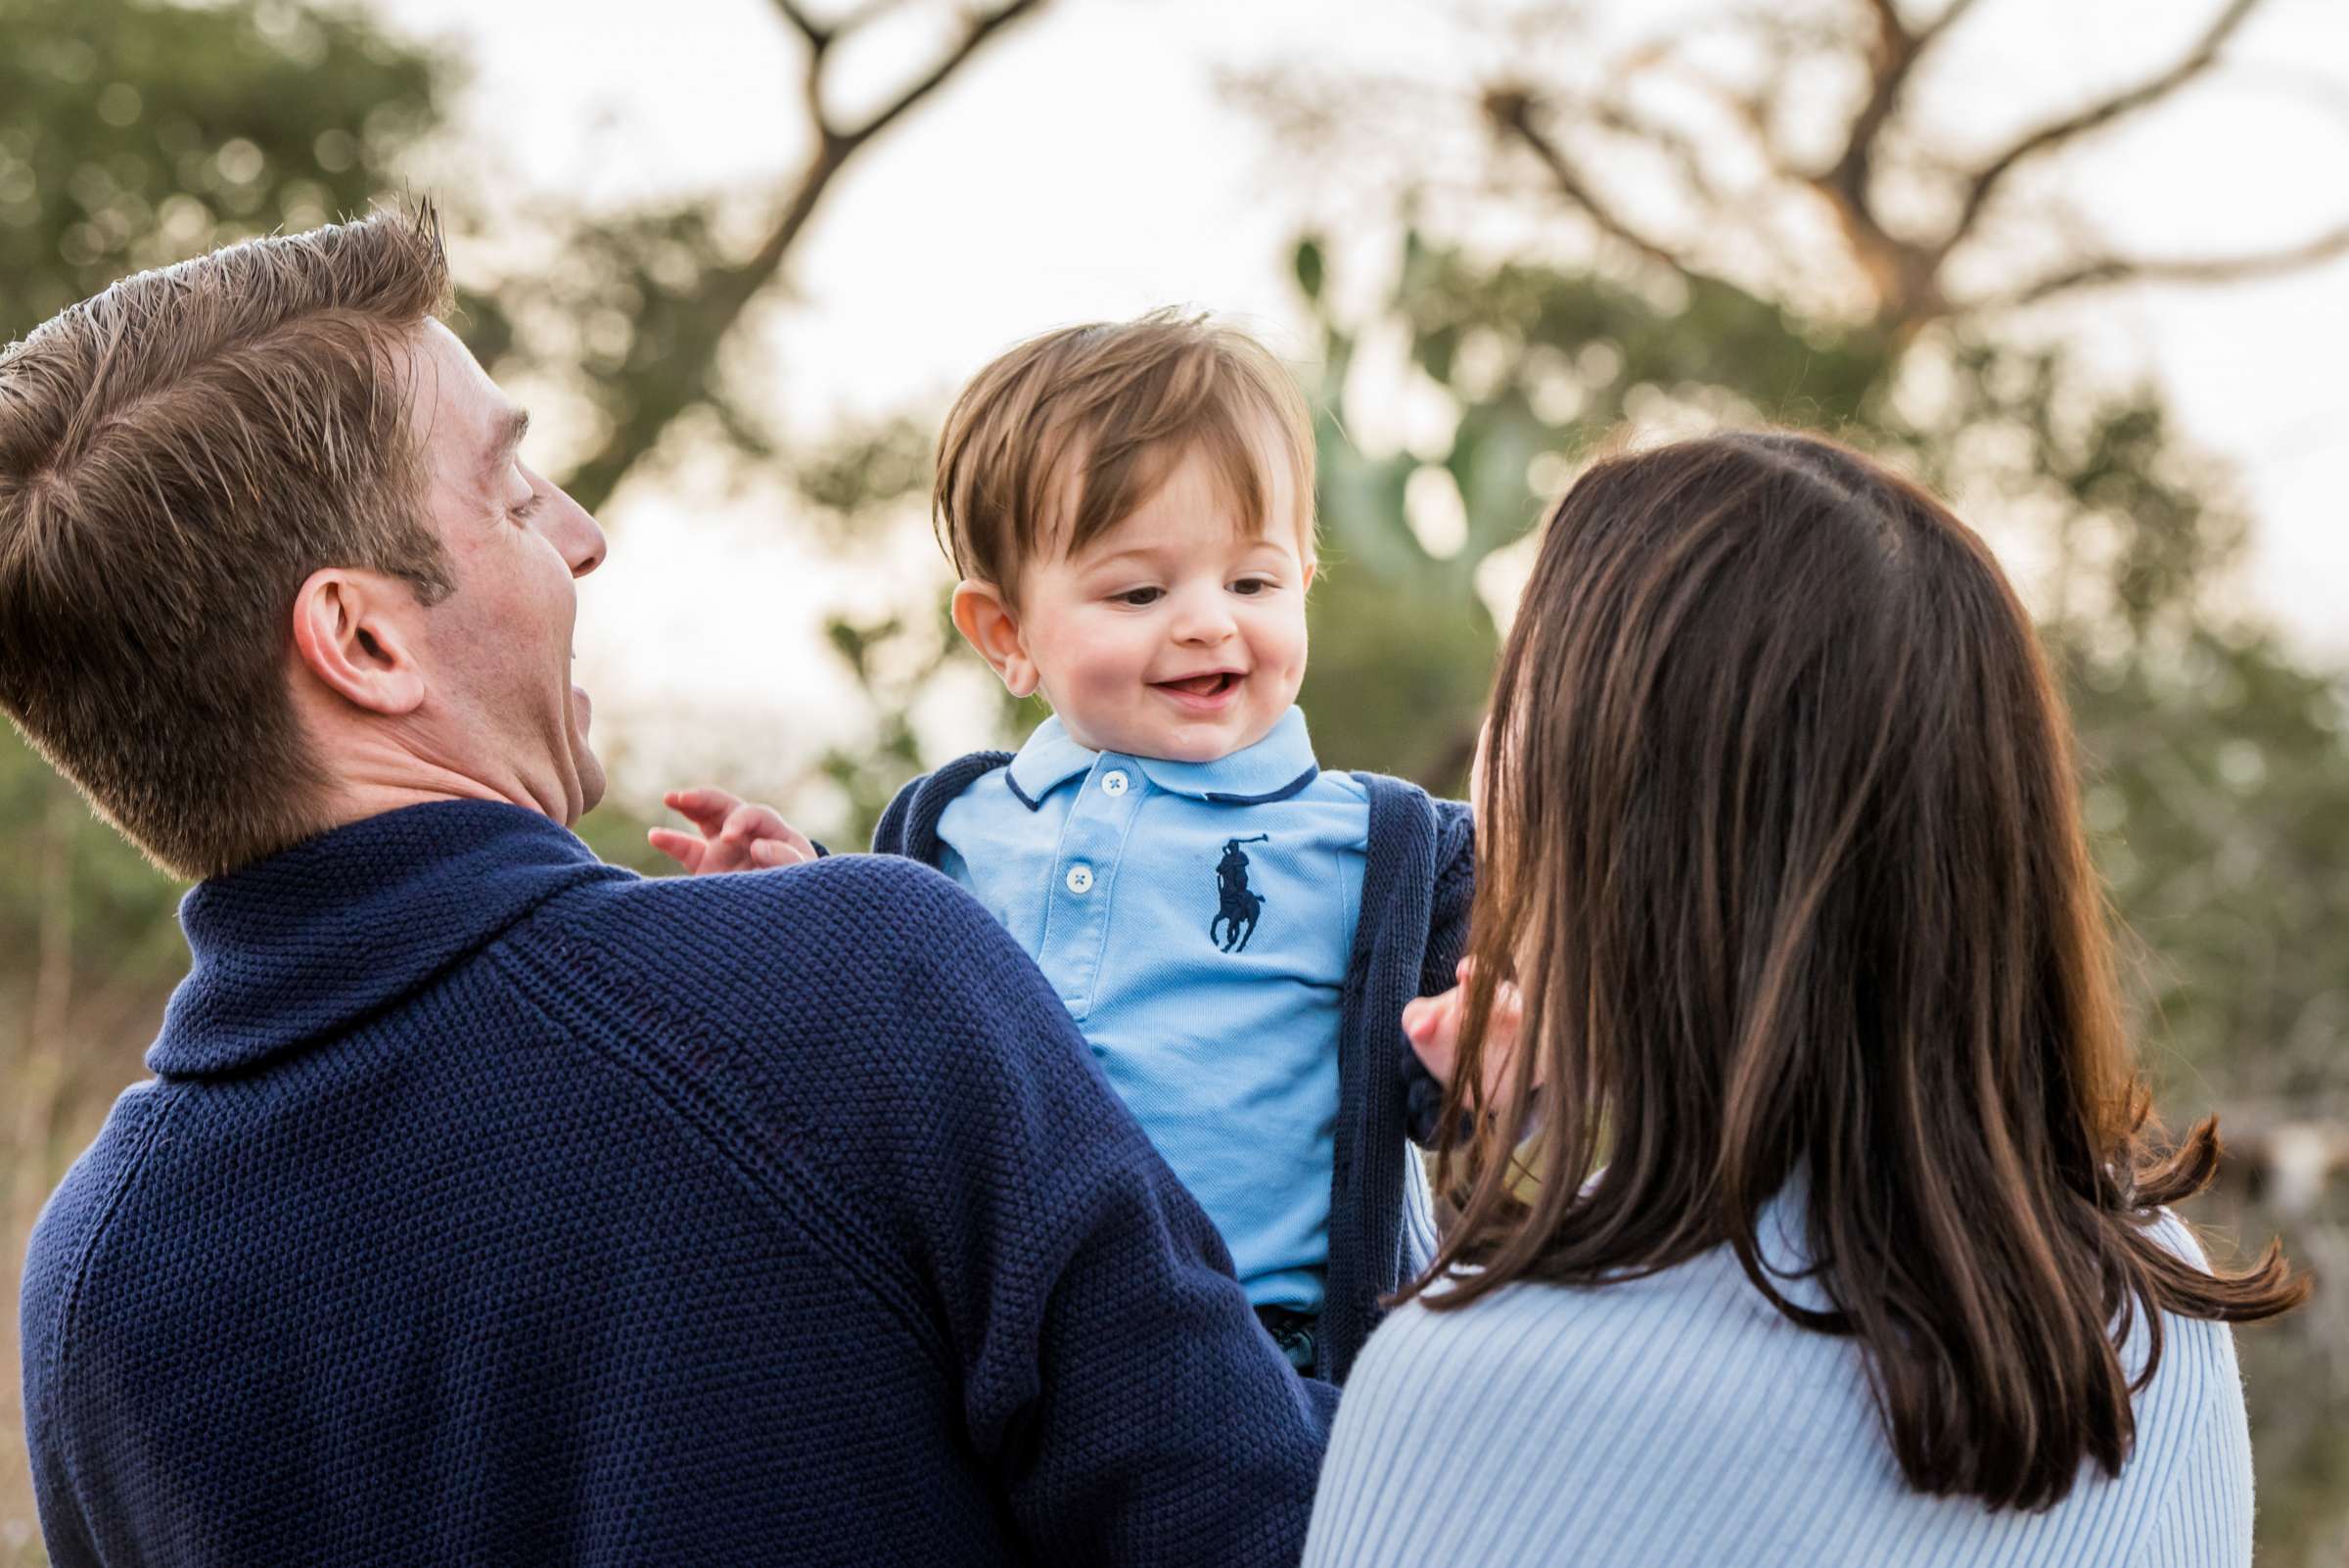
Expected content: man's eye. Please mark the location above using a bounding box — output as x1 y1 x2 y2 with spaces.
510 492 546 523
1115 587 1163 607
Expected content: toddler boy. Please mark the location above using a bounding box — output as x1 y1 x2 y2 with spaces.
658 313 1473 1383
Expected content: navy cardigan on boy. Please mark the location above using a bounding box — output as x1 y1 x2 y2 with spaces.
876 755 1476 1384
20 801 1337 1567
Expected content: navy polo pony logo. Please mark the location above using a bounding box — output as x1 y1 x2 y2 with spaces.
1211 835 1269 953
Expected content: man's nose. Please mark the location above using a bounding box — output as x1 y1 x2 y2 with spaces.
547 488 608 579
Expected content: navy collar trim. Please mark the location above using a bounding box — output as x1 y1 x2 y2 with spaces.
1203 765 1321 807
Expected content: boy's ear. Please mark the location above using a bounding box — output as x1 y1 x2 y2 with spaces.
1302 559 1316 593
950 579 1040 699
288 568 428 716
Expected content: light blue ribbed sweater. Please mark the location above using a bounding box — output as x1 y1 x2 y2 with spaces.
1306 1193 2251 1567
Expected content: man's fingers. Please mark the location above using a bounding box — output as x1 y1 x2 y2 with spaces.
647 827 707 874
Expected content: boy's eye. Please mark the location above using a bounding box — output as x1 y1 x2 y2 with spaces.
1114 587 1164 607
1230 577 1273 596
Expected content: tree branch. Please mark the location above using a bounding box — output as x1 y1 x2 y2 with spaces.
1586 89 1728 210
1943 0 2267 251
766 0 831 50
1916 0 1987 48
1481 85 1706 281
1975 220 2349 312
1861 0 1911 50
557 0 1052 512
1802 0 1982 321
1616 41 1790 186
833 0 921 41
838 0 1047 148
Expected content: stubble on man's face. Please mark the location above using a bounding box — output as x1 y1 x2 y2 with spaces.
404 321 609 823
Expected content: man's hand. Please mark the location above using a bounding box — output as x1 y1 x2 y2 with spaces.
1403 960 1529 1107
649 786 816 875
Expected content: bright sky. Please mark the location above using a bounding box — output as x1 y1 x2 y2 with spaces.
364 0 2349 818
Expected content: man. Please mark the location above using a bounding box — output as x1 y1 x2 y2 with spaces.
2 209 1333 1566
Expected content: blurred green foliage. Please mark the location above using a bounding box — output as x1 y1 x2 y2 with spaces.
1283 225 2349 1115
1295 232 1898 787
0 0 446 333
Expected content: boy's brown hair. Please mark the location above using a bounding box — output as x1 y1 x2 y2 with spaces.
932 309 1315 604
0 208 453 880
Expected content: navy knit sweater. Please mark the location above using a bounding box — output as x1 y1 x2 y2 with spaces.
20 801 1335 1567
875 758 1477 1384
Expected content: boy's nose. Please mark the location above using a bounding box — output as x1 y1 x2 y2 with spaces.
1172 596 1237 644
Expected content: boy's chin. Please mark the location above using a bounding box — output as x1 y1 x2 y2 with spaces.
1143 713 1285 764
1064 691 1292 762
1146 734 1241 763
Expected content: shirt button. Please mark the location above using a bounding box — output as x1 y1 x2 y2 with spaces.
1101 769 1130 797
1065 863 1095 895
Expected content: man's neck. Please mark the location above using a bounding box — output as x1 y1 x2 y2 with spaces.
305 729 572 836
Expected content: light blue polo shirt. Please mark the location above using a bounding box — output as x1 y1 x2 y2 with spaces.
935 707 1369 1313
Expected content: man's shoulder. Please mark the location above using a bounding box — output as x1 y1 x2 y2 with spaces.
22 1081 174 1303
534 853 1120 1172
545 853 999 967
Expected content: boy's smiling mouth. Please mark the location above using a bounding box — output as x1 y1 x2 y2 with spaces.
1152 669 1247 710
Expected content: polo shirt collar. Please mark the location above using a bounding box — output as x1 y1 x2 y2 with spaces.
1004 715 1101 807
1004 708 1321 810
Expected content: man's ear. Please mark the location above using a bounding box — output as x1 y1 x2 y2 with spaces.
950 579 1039 699
289 568 427 716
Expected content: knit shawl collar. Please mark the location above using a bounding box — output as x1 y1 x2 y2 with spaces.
151 800 626 1079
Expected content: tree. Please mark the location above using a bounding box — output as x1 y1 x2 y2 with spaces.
474 0 1055 515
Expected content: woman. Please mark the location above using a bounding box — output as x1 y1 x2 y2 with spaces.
1307 433 2303 1567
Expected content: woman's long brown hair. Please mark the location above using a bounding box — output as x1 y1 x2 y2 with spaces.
1411 432 2307 1510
